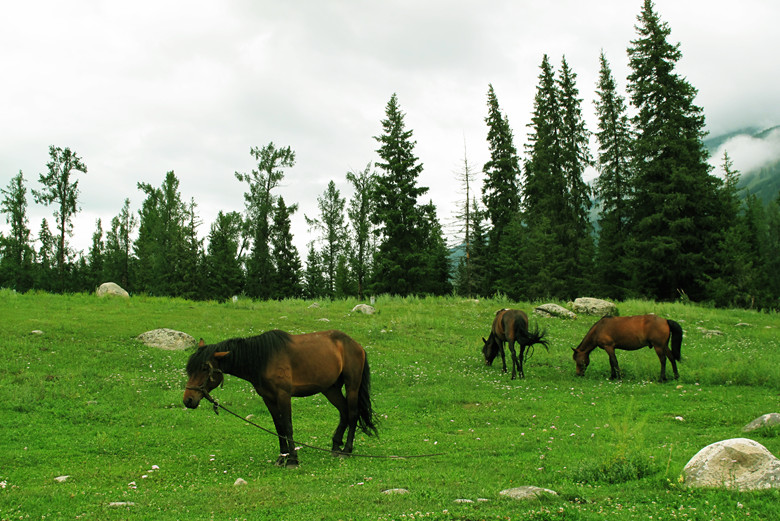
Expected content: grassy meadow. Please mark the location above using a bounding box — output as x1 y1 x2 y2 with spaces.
0 290 778 520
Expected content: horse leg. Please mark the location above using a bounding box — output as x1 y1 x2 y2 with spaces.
603 346 621 380
322 386 349 455
517 344 526 379
507 339 520 380
341 385 362 455
653 345 677 382
498 341 508 373
263 394 297 467
661 340 680 380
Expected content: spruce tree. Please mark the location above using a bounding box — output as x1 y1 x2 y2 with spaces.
306 180 348 299
346 163 376 300
557 57 594 295
88 219 105 288
303 244 327 299
626 0 721 301
372 93 449 295
104 199 136 290
135 171 189 296
235 143 295 299
269 197 302 299
593 51 634 298
0 171 34 291
522 55 593 299
482 84 521 294
205 211 245 301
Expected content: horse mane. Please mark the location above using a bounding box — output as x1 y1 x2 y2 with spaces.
186 330 291 376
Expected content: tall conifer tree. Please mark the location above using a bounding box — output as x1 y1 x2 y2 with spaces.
626 0 721 300
235 143 295 299
371 93 450 295
593 51 634 298
482 84 521 294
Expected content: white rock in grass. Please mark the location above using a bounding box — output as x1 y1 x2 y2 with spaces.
96 282 129 298
54 475 69 483
500 486 558 500
352 304 375 315
109 502 135 507
743 413 780 432
683 438 780 490
572 297 617 316
534 303 576 320
136 328 196 350
382 488 409 495
234 478 248 486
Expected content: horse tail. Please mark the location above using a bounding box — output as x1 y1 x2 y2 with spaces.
357 355 379 437
517 321 549 352
667 319 683 361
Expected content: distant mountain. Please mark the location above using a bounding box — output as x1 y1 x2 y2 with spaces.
705 126 780 204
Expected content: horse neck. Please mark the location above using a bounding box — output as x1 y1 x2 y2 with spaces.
574 334 597 355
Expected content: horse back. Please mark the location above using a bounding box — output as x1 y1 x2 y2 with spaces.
493 309 528 341
596 314 670 349
280 331 365 396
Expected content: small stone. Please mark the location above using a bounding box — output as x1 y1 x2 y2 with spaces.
500 486 558 500
743 413 780 433
108 502 135 507
352 304 375 315
234 478 248 486
54 475 69 483
31 330 44 335
382 488 409 495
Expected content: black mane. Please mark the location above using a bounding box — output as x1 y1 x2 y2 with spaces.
186 330 291 376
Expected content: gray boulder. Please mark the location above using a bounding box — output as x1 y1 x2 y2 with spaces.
499 486 557 500
571 297 617 316
682 438 780 490
352 304 376 315
137 328 196 351
743 413 780 433
96 282 129 298
534 303 576 319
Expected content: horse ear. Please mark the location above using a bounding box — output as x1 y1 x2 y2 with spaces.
198 338 205 347
213 351 230 359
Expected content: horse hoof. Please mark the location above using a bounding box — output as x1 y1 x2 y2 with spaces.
285 459 299 468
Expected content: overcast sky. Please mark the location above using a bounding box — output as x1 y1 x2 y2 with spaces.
2 0 779 257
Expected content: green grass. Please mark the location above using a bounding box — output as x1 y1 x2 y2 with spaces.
1 291 778 520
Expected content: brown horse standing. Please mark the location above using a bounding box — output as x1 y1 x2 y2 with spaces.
572 314 683 381
482 308 549 379
183 329 378 467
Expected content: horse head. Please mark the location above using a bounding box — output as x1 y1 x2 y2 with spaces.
183 339 228 409
482 334 499 366
571 346 589 376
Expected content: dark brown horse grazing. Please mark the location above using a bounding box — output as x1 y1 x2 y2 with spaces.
183 329 378 467
482 308 549 379
572 314 683 381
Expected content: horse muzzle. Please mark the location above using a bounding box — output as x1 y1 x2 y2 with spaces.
183 388 203 409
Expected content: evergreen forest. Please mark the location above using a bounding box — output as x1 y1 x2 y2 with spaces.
1 0 779 309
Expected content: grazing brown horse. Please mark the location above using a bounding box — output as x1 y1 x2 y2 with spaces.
183 329 378 467
482 308 549 379
572 314 683 381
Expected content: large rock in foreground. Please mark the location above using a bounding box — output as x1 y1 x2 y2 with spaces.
96 282 129 298
137 328 196 351
682 438 780 490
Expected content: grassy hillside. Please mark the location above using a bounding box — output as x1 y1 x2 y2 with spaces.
1 291 778 520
